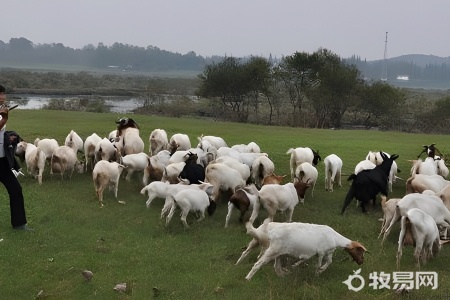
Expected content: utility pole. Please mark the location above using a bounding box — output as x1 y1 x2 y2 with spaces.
381 32 388 81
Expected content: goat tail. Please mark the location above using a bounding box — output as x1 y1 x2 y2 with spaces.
405 176 415 194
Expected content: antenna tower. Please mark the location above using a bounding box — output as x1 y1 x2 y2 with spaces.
381 32 388 81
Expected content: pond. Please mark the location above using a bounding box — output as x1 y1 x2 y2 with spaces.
8 95 143 114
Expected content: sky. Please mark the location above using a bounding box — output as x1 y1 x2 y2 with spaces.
1 0 449 61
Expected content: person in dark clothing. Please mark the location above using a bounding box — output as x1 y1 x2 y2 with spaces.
0 84 32 230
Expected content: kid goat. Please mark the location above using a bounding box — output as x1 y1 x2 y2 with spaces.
342 152 399 214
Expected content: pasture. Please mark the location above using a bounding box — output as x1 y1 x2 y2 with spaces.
1 109 450 299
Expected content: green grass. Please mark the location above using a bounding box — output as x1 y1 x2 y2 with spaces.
1 110 450 299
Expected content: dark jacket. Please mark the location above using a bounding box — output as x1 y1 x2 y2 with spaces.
3 130 21 171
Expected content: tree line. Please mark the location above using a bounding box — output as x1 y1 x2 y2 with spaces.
1 37 450 83
196 49 450 134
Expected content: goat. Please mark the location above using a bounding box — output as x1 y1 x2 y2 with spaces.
149 128 168 156
244 221 367 280
114 117 144 155
225 184 259 228
17 141 46 184
295 162 318 197
341 152 399 214
286 147 321 181
197 134 227 150
165 187 216 228
215 156 251 183
161 162 186 184
83 133 102 171
249 180 310 224
231 142 261 153
235 218 272 265
382 192 450 242
92 160 126 207
34 137 59 164
262 173 286 185
378 196 402 239
396 208 441 269
178 152 205 184
118 152 149 182
324 154 343 192
204 162 246 203
143 150 171 185
250 155 275 189
95 138 119 162
64 129 84 155
50 145 84 179
405 174 450 194
354 159 376 174
168 133 191 154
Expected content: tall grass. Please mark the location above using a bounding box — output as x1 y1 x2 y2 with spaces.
1 110 449 299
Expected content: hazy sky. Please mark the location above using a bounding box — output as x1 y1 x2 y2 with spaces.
2 0 449 61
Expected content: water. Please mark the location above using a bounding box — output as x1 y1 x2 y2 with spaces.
8 95 143 114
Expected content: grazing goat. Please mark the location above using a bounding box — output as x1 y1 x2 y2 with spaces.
204 162 246 202
92 160 126 207
378 196 402 239
83 133 102 171
50 145 84 179
236 218 272 265
166 188 216 228
149 128 168 156
178 152 205 184
17 141 46 185
286 147 321 181
324 154 343 192
168 133 191 154
64 130 84 155
34 138 59 164
95 138 119 162
249 180 310 224
396 208 441 269
215 156 251 183
231 142 261 153
143 150 171 185
118 152 149 182
382 192 450 242
244 221 367 280
405 174 450 194
197 134 228 150
225 184 259 228
262 173 286 185
251 155 275 189
114 117 145 155
341 152 399 214
295 162 318 197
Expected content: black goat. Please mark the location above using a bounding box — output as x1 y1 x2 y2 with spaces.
178 152 205 184
341 152 399 214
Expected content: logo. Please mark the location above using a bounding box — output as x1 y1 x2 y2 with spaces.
342 268 365 292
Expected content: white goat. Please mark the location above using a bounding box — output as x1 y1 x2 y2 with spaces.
236 218 272 265
245 221 367 280
92 160 126 207
83 133 102 171
354 160 376 174
215 156 251 183
286 147 321 181
406 174 450 194
378 196 402 238
118 152 149 182
161 162 186 184
34 138 59 164
166 187 216 228
250 155 275 189
168 133 191 154
50 145 84 179
204 162 246 202
17 141 47 184
396 208 441 269
295 162 318 197
231 142 261 153
383 193 450 242
143 150 171 185
324 154 343 192
197 134 227 149
249 180 310 224
64 129 84 154
95 138 118 162
149 128 168 156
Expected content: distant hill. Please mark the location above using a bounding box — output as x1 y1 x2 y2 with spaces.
374 54 450 68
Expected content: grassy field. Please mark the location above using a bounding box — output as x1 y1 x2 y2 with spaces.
1 110 450 299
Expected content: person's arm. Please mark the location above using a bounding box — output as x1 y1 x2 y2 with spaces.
0 107 8 129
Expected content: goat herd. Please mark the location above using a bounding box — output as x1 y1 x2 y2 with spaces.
12 116 450 280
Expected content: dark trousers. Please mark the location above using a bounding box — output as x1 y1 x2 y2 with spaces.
0 158 27 227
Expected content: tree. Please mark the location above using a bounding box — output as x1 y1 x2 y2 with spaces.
276 51 320 126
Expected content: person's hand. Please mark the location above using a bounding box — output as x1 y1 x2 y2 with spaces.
0 106 9 121
12 169 24 177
